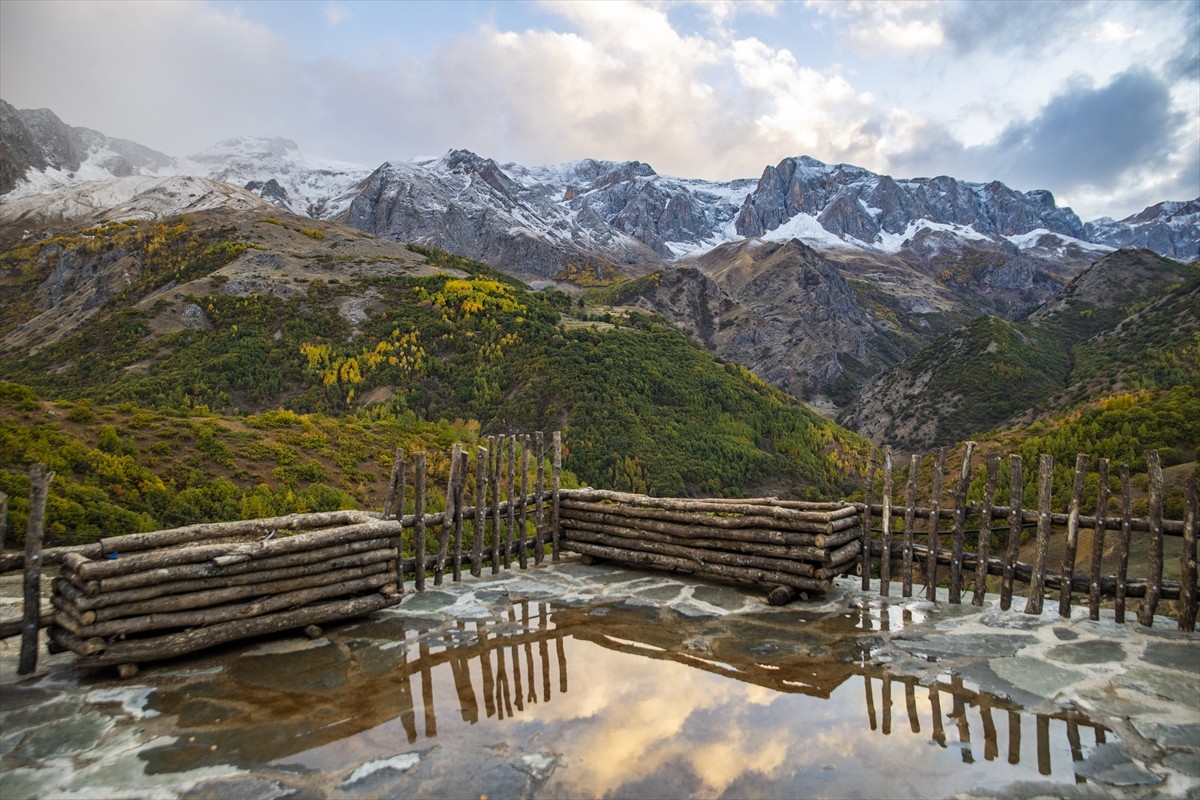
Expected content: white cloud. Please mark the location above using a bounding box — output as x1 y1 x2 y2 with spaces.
323 3 350 27
0 0 1194 219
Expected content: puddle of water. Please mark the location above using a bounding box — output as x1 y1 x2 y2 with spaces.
137 598 1113 798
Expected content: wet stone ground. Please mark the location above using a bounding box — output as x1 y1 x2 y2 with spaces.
1 559 1198 799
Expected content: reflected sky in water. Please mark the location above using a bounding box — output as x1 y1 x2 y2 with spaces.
191 599 1110 799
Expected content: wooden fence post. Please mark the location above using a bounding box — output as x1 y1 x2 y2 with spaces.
1180 478 1198 632
473 445 487 577
949 442 975 604
1114 464 1133 623
505 436 516 568
973 456 999 605
1087 459 1110 621
551 431 562 561
925 447 947 601
518 435 530 570
435 444 461 585
452 447 467 582
414 452 427 591
19 464 52 675
880 447 894 596
901 454 919 598
1059 454 1089 617
1000 454 1023 610
1025 454 1053 615
534 431 545 564
1138 450 1164 626
490 437 501 574
860 446 876 591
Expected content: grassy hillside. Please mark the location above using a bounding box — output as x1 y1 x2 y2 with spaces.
0 211 868 545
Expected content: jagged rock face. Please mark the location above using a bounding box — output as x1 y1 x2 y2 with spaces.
625 240 877 401
1085 199 1200 262
0 99 175 196
735 156 1088 244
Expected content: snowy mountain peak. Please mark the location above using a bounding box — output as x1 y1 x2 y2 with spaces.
187 136 303 165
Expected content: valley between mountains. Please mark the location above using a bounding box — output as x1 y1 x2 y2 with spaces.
0 99 1196 542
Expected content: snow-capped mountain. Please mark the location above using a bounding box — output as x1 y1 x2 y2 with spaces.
183 136 369 219
2 99 1196 275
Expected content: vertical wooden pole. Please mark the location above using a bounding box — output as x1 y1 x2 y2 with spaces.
452 448 467 582
930 686 946 747
19 464 52 676
534 431 546 564
925 447 947 601
860 446 876 591
904 679 920 733
393 451 407 591
505 436 516 569
414 452 427 592
1001 455 1023 610
881 674 892 735
1036 715 1051 775
472 445 486 578
1058 454 1089 617
949 442 975 604
1026 454 1053 615
880 447 894 596
864 675 877 731
1178 478 1197 632
519 435 530 569
1006 710 1020 765
1139 449 1164 626
551 431 562 561
435 445 461 586
1115 465 1133 624
981 703 998 761
490 436 502 574
973 456 999 605
901 454 919 598
1087 459 1110 621
383 446 403 518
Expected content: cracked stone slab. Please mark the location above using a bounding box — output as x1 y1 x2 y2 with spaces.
1073 742 1164 787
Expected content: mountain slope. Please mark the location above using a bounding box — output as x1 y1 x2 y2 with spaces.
842 249 1199 449
0 208 867 514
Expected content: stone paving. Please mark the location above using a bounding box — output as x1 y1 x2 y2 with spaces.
0 559 1197 799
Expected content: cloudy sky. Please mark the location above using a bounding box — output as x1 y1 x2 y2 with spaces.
1 0 1196 220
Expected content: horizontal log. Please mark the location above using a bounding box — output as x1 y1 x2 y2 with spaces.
563 526 819 578
561 500 858 537
73 521 406 581
862 503 1187 537
816 559 858 582
97 510 379 556
561 508 833 552
71 593 399 668
814 525 862 550
47 626 106 656
91 537 395 597
564 489 856 524
71 547 394 611
0 606 54 639
562 518 830 563
869 541 1186 601
0 543 102 573
85 559 393 623
562 539 831 593
73 571 394 639
824 539 862 568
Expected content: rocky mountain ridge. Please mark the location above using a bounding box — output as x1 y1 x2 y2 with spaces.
3 100 1195 277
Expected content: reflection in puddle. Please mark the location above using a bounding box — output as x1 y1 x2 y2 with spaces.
144 599 1112 798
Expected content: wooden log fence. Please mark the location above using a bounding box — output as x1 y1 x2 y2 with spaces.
855 446 1198 631
0 431 563 675
2 433 1196 679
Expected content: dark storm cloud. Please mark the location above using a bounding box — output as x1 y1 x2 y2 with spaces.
988 70 1182 189
940 1 1092 57
891 69 1189 200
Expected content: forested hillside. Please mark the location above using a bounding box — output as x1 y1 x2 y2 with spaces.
0 211 867 545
